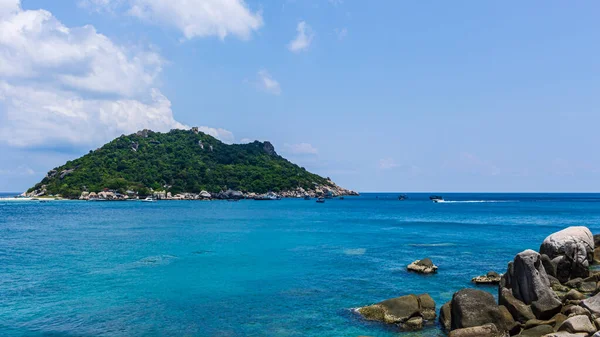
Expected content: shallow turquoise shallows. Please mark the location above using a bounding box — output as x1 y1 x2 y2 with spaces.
2 193 600 337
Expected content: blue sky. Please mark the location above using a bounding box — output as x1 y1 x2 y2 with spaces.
0 0 599 192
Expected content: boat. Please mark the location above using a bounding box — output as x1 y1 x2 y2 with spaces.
429 195 444 203
141 196 156 203
88 198 109 202
304 195 311 200
398 194 407 201
339 196 345 200
316 197 325 203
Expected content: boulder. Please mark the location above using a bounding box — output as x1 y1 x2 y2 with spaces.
450 289 513 332
357 293 436 330
510 250 562 319
407 258 438 274
540 227 593 282
578 281 596 293
519 325 554 337
564 289 586 301
440 301 452 331
418 293 436 320
541 254 557 278
472 271 502 285
557 315 596 335
563 306 589 317
448 324 503 337
542 332 588 337
581 292 600 315
500 287 535 323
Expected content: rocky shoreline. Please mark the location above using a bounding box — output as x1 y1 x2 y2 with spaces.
356 226 600 336
23 180 359 201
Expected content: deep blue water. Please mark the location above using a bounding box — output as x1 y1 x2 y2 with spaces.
1 193 600 337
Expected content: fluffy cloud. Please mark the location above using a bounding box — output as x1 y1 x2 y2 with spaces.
288 21 313 53
378 158 399 170
257 69 281 95
81 0 263 40
0 1 232 148
284 143 318 155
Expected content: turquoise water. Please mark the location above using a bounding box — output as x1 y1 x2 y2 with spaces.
1 193 600 337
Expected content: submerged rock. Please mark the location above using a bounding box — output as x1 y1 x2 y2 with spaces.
407 258 438 274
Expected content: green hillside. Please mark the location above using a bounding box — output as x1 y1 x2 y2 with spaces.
28 129 336 198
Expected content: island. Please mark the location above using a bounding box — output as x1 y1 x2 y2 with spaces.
24 128 358 200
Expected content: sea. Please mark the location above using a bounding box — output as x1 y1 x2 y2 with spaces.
1 193 600 337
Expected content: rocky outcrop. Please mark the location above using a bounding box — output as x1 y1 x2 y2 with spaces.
447 323 504 337
407 258 438 274
472 271 502 285
357 293 436 331
509 250 562 319
540 226 594 282
450 289 515 332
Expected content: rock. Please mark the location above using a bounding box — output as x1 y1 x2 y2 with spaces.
500 287 535 323
450 289 513 332
594 247 600 265
566 278 583 289
498 305 520 335
407 258 438 274
564 289 586 301
557 315 596 335
540 227 593 282
524 318 556 329
542 332 588 337
519 325 555 337
403 316 423 330
578 281 596 293
440 301 452 331
581 292 600 315
510 250 562 319
542 254 558 278
553 313 568 329
563 306 589 317
418 293 436 320
448 324 504 337
472 271 503 285
357 293 435 330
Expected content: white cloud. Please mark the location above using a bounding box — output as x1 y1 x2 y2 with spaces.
0 0 19 17
0 1 232 147
0 165 35 176
197 126 235 144
284 143 318 155
379 158 399 170
257 69 281 95
334 27 347 40
239 138 253 144
288 21 313 53
82 0 263 40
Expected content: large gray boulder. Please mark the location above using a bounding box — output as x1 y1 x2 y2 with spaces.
557 315 596 335
440 301 452 331
581 292 600 315
540 226 594 282
510 250 562 319
357 293 436 330
448 324 504 337
499 287 535 323
450 289 513 332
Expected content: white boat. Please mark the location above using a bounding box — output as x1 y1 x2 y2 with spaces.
141 196 156 203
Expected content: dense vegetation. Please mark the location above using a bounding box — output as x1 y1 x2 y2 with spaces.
29 129 333 198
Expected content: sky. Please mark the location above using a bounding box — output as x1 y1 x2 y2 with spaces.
0 0 599 192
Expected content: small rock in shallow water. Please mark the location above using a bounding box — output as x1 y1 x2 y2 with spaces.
472 271 502 285
407 258 438 274
356 293 436 331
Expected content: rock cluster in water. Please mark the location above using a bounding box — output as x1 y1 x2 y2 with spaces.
357 226 600 336
407 258 438 274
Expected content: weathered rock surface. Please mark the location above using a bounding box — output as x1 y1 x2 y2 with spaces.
510 250 562 319
448 323 504 337
540 226 594 282
499 287 535 323
557 315 596 335
440 301 452 331
472 271 502 285
450 289 513 332
581 292 600 315
357 293 436 330
407 258 438 274
564 289 586 301
519 324 554 337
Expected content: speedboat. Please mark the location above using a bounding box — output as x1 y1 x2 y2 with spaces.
142 196 156 203
398 194 407 201
429 195 444 203
316 197 325 203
